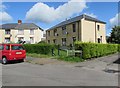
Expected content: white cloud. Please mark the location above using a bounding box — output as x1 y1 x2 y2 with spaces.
84 13 97 18
110 13 120 27
0 4 13 22
26 0 87 23
0 12 13 22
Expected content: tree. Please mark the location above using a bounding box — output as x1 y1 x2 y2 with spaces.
109 26 120 44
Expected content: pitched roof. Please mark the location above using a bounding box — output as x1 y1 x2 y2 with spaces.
0 23 43 31
48 14 106 30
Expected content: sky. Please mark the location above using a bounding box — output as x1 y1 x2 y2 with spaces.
0 1 119 36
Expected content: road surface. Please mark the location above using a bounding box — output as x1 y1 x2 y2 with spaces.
2 54 119 86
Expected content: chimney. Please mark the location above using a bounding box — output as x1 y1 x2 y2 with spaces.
18 20 22 24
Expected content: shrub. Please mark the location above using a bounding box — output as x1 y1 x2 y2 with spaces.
23 44 54 54
118 44 120 52
75 41 118 59
38 41 46 44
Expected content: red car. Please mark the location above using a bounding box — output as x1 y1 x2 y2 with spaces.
0 44 26 64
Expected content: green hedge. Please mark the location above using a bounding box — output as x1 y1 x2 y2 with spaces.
118 44 120 52
23 44 54 54
75 42 118 59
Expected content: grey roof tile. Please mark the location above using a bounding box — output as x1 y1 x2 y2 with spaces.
48 14 106 30
0 23 43 31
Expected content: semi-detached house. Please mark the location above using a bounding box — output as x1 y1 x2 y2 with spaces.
46 14 106 46
0 20 43 44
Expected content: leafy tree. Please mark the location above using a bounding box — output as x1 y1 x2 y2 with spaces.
108 26 120 44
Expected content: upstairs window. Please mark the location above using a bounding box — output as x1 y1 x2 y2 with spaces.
5 29 10 34
97 25 100 31
30 29 34 35
62 26 66 35
73 23 76 32
48 31 50 36
43 33 46 37
54 29 57 36
18 29 24 35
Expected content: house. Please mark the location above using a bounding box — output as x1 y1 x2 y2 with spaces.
0 20 44 44
46 14 106 46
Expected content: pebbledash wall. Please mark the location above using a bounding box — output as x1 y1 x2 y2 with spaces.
0 20 44 44
46 14 106 46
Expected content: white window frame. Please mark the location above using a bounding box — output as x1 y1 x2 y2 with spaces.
30 29 34 35
18 29 24 35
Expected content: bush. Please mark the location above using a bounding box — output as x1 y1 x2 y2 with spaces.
23 44 54 54
118 44 120 52
75 41 119 59
37 41 46 44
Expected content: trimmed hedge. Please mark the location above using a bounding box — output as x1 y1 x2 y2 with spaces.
118 44 120 52
23 44 54 54
75 41 119 59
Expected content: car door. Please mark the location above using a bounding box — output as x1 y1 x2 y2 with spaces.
2 44 10 60
0 44 4 60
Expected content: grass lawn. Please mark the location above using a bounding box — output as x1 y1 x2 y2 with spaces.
26 49 85 62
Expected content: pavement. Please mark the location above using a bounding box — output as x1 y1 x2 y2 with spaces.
1 53 120 86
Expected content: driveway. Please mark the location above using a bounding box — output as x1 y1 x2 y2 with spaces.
2 53 119 86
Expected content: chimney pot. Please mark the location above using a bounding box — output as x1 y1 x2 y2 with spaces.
18 20 22 24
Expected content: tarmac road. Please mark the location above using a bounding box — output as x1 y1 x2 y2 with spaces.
2 54 119 86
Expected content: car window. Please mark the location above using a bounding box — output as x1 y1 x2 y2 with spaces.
11 45 24 50
6 45 10 50
0 45 4 50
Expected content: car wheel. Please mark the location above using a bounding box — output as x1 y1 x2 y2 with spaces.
2 57 8 64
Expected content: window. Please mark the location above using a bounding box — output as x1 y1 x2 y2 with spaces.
5 38 10 43
48 40 50 44
6 45 10 50
97 25 100 31
54 29 57 36
48 31 50 36
73 23 76 32
0 45 4 50
5 29 10 34
53 39 57 44
62 38 66 46
11 45 24 50
18 29 24 35
73 37 76 42
43 34 46 37
62 26 66 35
30 37 34 43
30 29 34 35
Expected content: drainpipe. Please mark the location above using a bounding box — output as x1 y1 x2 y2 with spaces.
78 21 80 41
95 22 97 43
